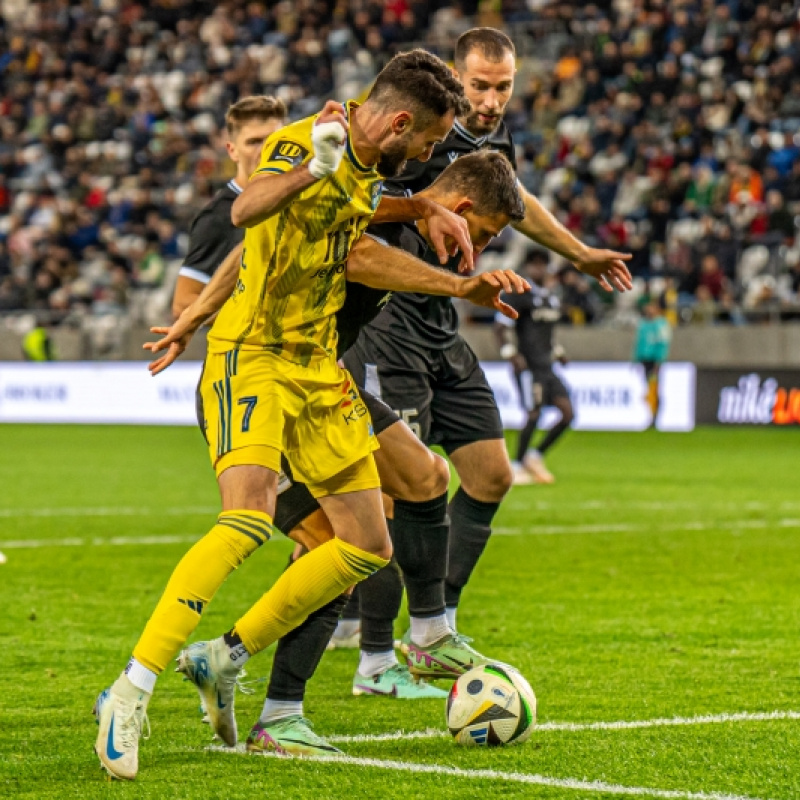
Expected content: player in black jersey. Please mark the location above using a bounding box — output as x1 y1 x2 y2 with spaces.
343 28 632 664
172 96 286 318
495 250 574 485
150 151 529 754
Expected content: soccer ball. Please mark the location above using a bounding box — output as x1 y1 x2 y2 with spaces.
446 663 536 746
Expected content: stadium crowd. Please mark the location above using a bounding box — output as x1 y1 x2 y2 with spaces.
3 0 800 347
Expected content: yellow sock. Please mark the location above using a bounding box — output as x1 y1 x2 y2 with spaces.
647 377 659 416
132 510 273 673
234 537 388 655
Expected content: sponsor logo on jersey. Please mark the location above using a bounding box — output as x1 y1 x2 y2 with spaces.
341 378 368 425
269 140 310 166
370 181 383 210
311 263 346 279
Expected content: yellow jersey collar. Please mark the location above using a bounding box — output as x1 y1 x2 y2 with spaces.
344 100 376 174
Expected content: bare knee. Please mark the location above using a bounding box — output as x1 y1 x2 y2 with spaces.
218 465 278 515
360 534 393 562
386 452 450 502
416 453 450 499
460 461 512 503
375 538 393 561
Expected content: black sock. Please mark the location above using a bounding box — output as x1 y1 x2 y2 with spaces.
358 555 404 652
537 415 571 455
445 488 500 609
516 413 540 462
393 492 449 618
266 592 348 701
340 583 360 621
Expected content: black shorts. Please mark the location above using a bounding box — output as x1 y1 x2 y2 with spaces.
514 365 570 412
343 329 503 454
272 388 399 534
639 360 660 380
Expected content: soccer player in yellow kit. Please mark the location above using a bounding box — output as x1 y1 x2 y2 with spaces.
93 49 469 780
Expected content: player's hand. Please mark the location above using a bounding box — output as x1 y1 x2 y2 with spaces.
308 101 348 179
142 313 201 376
574 249 633 292
421 200 475 273
458 269 530 318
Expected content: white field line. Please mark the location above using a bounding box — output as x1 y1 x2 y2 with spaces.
327 709 800 744
493 518 800 537
207 745 767 800
0 534 200 550
4 517 800 550
1 500 799 520
0 506 217 518
504 499 800 513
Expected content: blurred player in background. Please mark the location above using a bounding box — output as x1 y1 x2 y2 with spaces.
634 301 672 426
495 250 574 485
172 96 286 316
343 27 632 669
94 50 471 780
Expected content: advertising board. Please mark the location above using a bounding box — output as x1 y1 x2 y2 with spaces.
0 361 696 431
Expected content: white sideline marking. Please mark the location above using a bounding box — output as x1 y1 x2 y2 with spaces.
208 746 766 800
0 534 200 550
0 506 216 518
2 500 799 521
505 500 800 513
4 516 800 550
327 710 800 744
493 518 800 537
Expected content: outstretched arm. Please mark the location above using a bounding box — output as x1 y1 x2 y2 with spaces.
347 236 528 318
143 242 243 375
513 188 633 292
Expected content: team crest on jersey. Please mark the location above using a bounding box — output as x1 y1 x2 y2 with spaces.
269 140 310 166
370 181 383 210
448 152 459 163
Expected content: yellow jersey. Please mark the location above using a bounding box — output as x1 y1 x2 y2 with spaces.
208 101 384 366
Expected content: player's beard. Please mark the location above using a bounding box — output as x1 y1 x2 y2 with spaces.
376 138 410 177
461 108 502 138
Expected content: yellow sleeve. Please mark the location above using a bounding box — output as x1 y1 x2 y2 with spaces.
253 118 315 177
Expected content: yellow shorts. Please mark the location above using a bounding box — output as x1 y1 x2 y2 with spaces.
199 348 380 494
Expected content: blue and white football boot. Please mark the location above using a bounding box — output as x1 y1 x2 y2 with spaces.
93 685 149 780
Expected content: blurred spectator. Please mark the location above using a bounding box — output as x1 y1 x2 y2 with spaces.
3 0 800 336
698 255 727 302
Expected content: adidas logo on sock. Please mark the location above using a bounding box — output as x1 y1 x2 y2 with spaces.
178 598 204 614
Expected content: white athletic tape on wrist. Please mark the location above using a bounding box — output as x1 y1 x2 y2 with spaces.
309 120 346 178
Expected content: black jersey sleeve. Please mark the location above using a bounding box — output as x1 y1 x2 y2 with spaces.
364 221 427 258
179 198 243 283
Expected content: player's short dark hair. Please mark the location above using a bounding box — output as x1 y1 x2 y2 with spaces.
454 28 516 70
367 49 470 129
431 151 525 222
225 96 287 135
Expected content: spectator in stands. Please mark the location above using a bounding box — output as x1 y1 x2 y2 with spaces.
4 0 800 339
698 254 727 302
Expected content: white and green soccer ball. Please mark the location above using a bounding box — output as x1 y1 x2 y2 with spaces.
446 663 536 746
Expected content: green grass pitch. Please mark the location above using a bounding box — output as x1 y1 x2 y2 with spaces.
1 424 799 800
